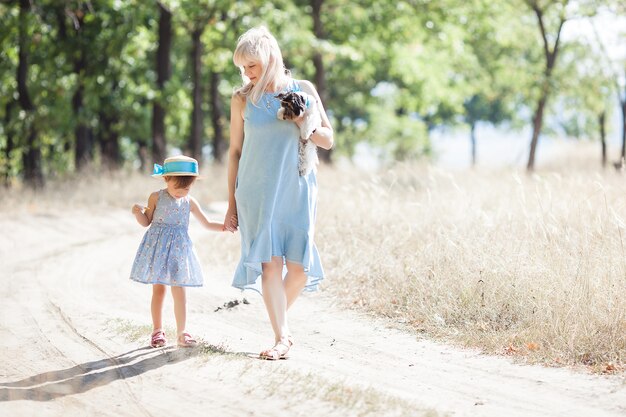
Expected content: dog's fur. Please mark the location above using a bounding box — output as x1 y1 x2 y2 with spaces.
276 91 321 176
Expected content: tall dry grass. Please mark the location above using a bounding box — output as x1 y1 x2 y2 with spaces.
5 147 625 372
317 159 626 372
1 164 229 214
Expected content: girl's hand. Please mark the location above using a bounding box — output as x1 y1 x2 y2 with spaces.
132 204 146 215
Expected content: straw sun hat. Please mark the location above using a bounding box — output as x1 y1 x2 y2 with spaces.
152 155 200 178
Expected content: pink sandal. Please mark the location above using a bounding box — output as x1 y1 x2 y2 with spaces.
177 332 198 348
150 330 167 348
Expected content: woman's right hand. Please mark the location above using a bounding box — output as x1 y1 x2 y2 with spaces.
224 205 239 232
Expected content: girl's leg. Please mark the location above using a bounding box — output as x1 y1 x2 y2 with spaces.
170 285 187 336
171 286 197 347
261 257 289 343
151 284 167 331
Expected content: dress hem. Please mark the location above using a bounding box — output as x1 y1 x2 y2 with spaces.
130 278 203 287
231 255 324 295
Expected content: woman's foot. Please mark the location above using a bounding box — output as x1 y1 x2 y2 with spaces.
177 332 198 348
150 329 167 348
259 336 293 360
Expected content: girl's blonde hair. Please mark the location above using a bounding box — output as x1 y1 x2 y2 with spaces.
233 26 290 105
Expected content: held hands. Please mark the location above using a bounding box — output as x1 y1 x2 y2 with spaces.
223 207 239 233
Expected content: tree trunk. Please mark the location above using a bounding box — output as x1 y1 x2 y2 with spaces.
209 70 225 163
3 101 14 187
526 2 565 172
152 2 172 164
470 122 477 167
73 81 92 171
188 28 204 162
18 0 43 188
138 139 149 171
311 0 332 163
98 110 120 170
599 111 606 168
100 76 121 169
71 9 93 172
527 92 548 171
620 98 626 161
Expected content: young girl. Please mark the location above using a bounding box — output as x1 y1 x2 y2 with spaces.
130 155 224 348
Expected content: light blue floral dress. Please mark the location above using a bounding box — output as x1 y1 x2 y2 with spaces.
130 189 203 287
233 79 324 294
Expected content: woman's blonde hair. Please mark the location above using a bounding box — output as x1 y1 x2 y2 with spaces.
233 26 290 105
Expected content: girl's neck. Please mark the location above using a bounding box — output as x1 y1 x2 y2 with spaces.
165 189 187 200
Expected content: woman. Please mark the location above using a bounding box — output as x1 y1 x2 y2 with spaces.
224 26 334 360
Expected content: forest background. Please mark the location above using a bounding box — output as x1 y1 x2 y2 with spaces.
1 0 625 187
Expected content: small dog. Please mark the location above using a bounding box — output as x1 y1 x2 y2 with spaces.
276 91 321 176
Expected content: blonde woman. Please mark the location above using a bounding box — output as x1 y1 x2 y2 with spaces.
224 26 334 360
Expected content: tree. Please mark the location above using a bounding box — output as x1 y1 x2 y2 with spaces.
175 0 236 163
589 9 626 166
524 0 570 171
463 95 508 166
309 0 331 162
456 0 525 166
552 39 614 167
62 3 95 171
152 2 172 164
17 0 43 187
0 2 18 186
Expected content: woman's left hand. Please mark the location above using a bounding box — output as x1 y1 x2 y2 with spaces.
293 114 304 128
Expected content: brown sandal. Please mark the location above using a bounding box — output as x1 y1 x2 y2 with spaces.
259 336 293 360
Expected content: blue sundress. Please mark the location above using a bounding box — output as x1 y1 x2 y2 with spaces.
233 79 324 294
130 189 203 287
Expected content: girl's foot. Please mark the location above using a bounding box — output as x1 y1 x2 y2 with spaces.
150 329 167 348
260 337 293 360
177 332 198 348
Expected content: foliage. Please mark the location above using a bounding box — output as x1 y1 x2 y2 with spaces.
0 0 621 183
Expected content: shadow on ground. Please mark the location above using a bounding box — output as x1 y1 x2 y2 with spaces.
0 346 198 401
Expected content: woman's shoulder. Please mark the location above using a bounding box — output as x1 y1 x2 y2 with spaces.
231 91 246 106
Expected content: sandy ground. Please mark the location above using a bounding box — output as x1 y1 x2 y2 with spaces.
1 207 625 417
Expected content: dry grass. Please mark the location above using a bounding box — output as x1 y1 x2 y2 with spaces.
1 163 229 214
5 148 625 373
317 159 626 373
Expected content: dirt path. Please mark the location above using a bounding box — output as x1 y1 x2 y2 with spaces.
1 209 624 417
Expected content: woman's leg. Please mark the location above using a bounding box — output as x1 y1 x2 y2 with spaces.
170 285 187 336
284 260 307 310
261 256 289 343
151 284 167 331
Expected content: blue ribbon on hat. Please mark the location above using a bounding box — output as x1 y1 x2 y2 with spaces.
152 160 198 176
